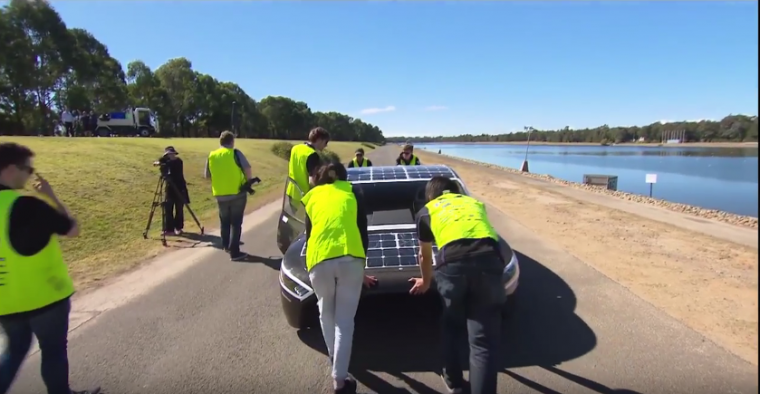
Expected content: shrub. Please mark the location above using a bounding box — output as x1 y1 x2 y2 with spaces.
319 150 341 164
361 142 376 149
270 141 294 160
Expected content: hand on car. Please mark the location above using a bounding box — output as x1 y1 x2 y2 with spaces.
408 277 430 295
363 275 378 288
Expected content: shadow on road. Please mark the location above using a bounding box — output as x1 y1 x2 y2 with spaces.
167 232 245 250
233 255 281 270
298 251 602 393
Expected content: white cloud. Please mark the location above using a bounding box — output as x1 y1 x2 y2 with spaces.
360 106 396 115
424 105 448 111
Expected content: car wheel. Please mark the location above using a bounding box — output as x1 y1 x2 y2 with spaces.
502 293 517 319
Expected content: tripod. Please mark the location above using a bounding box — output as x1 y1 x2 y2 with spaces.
143 175 204 246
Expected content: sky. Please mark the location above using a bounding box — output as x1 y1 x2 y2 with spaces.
49 1 758 137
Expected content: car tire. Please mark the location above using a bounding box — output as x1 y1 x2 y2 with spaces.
96 127 109 137
502 293 517 319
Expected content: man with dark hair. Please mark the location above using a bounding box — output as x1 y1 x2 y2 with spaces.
0 143 100 394
347 148 372 168
410 176 505 394
286 127 330 207
204 131 254 260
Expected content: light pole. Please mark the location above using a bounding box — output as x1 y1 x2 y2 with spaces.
521 126 533 172
231 101 237 134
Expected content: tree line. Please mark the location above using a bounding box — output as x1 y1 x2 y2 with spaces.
389 115 758 144
0 0 386 143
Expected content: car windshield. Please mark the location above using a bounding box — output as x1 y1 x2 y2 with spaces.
353 179 463 226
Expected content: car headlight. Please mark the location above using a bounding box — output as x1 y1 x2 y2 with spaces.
504 252 518 277
279 268 314 300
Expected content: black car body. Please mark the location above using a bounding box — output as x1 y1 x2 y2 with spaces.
276 165 521 329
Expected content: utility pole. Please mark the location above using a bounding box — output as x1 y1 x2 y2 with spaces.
521 126 533 172
231 101 237 135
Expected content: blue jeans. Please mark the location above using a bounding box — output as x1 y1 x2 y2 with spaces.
435 255 505 394
0 298 72 394
217 196 247 254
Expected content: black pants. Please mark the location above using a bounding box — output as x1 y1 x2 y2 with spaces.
435 254 506 394
0 299 72 394
163 200 184 232
63 122 73 137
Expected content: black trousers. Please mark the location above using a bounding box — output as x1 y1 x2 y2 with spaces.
163 199 184 232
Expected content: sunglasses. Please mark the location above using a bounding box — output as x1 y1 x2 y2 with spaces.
17 164 34 174
402 151 412 155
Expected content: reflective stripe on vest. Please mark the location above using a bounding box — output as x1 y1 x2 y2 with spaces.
352 158 368 167
398 154 419 166
424 193 498 249
301 180 366 272
287 143 316 202
0 190 74 315
208 147 245 196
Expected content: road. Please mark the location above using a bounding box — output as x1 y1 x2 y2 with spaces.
7 147 758 394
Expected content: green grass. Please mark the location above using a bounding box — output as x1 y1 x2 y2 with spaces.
0 137 365 289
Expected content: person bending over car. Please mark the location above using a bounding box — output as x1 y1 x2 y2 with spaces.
396 144 421 166
287 127 330 208
302 162 377 394
410 176 506 394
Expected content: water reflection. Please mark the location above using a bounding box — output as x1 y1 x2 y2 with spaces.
419 144 759 217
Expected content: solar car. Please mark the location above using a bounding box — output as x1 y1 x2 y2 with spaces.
276 165 521 329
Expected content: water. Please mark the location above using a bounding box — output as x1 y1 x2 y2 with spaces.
418 144 759 217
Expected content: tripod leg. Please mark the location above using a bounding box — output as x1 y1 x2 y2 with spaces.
143 177 163 239
183 204 205 235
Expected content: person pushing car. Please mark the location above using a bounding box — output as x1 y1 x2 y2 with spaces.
396 144 421 166
302 162 377 394
347 148 372 168
287 127 330 207
409 176 506 394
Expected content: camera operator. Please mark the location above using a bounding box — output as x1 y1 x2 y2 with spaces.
153 146 189 236
204 131 257 261
0 142 100 394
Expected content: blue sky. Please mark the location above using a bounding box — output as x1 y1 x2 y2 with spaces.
50 1 758 137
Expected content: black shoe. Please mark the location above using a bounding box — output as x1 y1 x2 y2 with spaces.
223 248 230 253
440 370 463 394
230 252 249 261
335 378 357 394
72 388 101 394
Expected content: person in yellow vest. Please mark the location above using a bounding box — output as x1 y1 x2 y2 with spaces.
410 176 506 394
395 144 421 166
204 131 255 261
302 162 377 394
346 148 373 168
0 143 100 394
286 127 330 210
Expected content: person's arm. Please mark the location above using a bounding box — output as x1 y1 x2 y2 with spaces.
203 158 211 179
347 160 355 168
305 152 320 186
395 157 402 165
9 197 77 257
353 186 369 253
177 159 188 186
415 208 435 285
234 150 254 181
415 156 421 165
367 160 373 167
304 211 313 247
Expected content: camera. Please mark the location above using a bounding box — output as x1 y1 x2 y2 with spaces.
240 177 262 195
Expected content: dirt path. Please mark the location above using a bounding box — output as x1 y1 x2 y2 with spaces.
416 150 759 366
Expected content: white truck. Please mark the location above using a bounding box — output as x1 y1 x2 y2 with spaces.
95 107 159 137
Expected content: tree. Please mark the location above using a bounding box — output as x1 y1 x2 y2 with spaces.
389 115 758 144
0 1 386 142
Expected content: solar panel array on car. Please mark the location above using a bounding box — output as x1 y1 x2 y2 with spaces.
346 165 456 182
300 232 438 268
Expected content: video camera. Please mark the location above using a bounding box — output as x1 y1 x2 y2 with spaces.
240 177 262 195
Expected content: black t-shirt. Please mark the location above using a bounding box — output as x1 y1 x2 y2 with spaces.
0 185 75 318
306 152 320 176
347 159 373 168
305 184 369 255
416 205 500 267
1 185 75 256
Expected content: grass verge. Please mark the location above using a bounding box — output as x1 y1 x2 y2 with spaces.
0 137 365 290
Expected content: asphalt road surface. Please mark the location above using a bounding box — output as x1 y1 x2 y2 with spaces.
6 147 758 394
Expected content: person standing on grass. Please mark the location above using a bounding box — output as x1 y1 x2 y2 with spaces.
204 131 253 261
302 162 377 394
347 148 372 168
287 127 330 210
60 108 74 138
0 142 101 394
410 176 506 394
